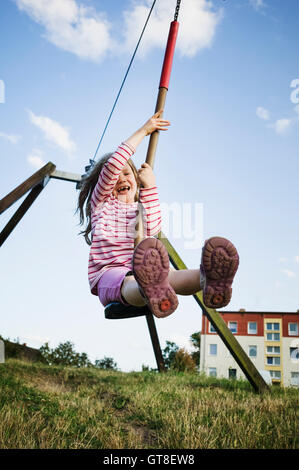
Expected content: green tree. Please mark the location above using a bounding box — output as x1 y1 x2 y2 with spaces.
40 341 91 367
162 341 179 369
94 356 118 370
190 331 200 367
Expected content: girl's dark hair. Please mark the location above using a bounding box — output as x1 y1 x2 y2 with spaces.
77 154 139 245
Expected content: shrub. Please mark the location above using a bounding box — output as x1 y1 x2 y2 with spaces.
171 348 197 373
39 341 92 367
94 357 118 370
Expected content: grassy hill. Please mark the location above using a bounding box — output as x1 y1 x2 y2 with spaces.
0 359 298 449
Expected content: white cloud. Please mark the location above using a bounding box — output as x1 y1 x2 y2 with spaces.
281 269 296 278
27 148 46 169
28 110 76 154
15 0 112 62
256 106 270 120
272 118 293 135
14 0 222 62
278 257 287 263
249 0 266 11
295 256 299 263
263 104 299 136
119 0 222 58
0 131 22 144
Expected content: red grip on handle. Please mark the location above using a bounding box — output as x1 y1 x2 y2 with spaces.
159 21 179 89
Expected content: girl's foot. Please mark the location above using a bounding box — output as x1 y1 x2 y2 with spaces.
132 238 178 318
200 237 239 309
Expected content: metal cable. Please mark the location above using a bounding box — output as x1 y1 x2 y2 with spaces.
91 0 157 164
174 0 182 21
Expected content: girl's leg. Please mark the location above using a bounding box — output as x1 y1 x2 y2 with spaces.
121 275 147 307
168 269 202 295
121 269 202 306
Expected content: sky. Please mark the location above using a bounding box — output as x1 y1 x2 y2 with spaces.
0 0 299 372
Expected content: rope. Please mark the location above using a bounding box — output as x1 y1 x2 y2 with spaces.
90 0 157 164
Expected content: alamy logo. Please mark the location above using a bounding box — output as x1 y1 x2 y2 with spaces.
98 201 204 250
290 79 299 104
0 80 5 103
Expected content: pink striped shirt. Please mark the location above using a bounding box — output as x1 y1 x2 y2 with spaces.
88 142 162 295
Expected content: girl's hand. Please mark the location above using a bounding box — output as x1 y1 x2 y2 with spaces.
124 109 170 150
141 109 170 136
138 163 156 188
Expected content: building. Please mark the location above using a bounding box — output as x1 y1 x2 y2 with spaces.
200 310 299 387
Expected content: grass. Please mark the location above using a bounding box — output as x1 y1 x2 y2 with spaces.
0 359 298 449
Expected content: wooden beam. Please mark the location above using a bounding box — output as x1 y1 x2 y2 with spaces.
50 170 81 183
158 231 270 393
0 181 49 247
0 162 56 215
146 313 166 372
135 87 169 247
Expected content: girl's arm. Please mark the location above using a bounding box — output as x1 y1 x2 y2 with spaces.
140 187 162 236
138 162 161 236
91 142 135 210
91 110 170 209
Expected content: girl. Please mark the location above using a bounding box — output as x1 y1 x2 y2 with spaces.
78 111 239 318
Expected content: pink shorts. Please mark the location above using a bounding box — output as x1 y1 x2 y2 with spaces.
97 267 132 307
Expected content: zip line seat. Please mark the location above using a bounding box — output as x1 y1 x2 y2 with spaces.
104 301 149 319
104 301 165 371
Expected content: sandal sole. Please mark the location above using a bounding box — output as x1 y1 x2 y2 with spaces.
133 238 178 318
201 237 239 309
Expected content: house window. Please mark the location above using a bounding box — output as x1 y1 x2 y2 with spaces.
248 322 257 334
266 322 280 331
290 347 299 361
288 323 298 336
267 346 280 354
249 345 257 357
269 370 281 380
209 367 217 377
209 323 217 333
266 333 280 341
228 321 237 334
291 372 299 386
209 344 217 356
229 368 237 379
267 356 280 366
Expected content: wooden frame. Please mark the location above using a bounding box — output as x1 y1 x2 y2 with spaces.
0 162 56 215
0 164 269 391
0 163 56 247
158 232 270 393
0 164 167 372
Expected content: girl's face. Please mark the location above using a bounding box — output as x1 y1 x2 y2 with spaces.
113 163 137 203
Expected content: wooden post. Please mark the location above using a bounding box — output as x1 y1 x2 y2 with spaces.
135 21 179 248
0 339 5 364
0 182 48 247
132 20 180 371
158 232 270 393
134 87 169 247
50 170 81 184
0 162 56 215
146 314 166 372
